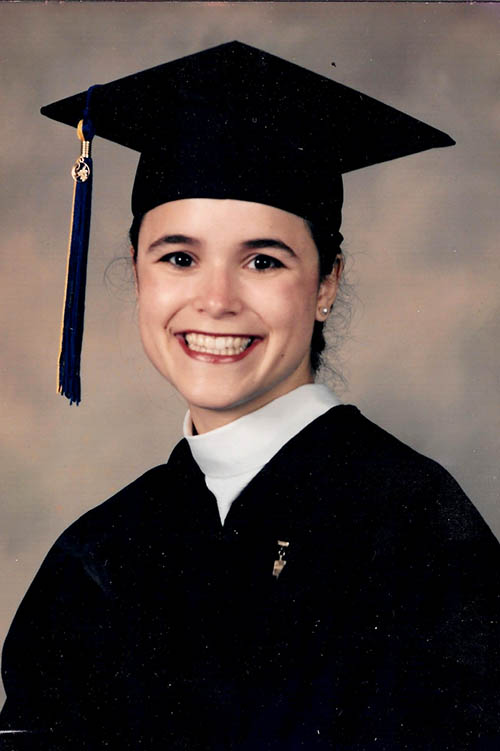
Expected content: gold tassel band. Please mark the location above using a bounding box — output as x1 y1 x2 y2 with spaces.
71 119 91 182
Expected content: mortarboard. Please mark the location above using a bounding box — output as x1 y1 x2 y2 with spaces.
41 40 455 404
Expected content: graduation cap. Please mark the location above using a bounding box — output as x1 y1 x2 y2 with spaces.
41 40 455 404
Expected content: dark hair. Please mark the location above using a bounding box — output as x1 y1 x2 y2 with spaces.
129 214 343 374
129 215 141 264
305 220 343 373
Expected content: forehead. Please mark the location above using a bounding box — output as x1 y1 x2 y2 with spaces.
139 198 313 242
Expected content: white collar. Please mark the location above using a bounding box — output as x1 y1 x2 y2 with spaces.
183 384 340 480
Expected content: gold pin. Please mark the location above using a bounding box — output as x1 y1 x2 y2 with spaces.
272 540 290 578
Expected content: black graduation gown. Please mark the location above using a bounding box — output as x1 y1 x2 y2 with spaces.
1 405 500 750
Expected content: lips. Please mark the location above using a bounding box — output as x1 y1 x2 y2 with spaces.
184 332 254 356
176 331 261 362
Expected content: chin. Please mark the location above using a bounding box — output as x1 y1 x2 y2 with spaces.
183 388 257 414
179 373 303 419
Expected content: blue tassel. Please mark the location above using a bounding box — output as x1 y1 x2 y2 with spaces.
58 87 97 404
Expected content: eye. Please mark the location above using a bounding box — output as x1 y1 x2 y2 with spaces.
160 252 194 267
247 254 284 271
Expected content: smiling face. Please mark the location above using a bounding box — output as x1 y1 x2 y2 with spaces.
134 198 339 433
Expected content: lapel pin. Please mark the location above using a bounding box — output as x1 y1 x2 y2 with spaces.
272 540 290 578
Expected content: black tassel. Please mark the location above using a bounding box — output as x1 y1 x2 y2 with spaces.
58 88 97 404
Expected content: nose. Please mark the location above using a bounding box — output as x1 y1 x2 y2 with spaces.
193 266 242 318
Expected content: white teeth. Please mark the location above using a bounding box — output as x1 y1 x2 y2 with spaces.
184 333 252 355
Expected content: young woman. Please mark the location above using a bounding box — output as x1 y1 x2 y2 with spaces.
1 41 499 750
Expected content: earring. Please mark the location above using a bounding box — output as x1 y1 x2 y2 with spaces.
321 307 329 315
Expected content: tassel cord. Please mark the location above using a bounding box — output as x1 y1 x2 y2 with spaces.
57 85 99 405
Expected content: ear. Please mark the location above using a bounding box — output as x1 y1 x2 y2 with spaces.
130 246 139 295
315 255 343 322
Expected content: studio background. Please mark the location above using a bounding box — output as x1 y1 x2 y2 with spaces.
1 1 499 704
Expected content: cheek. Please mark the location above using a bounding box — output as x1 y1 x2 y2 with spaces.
136 287 172 360
254 275 319 338
136 270 174 323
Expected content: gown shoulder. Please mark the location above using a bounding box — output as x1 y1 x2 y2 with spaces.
2 405 499 749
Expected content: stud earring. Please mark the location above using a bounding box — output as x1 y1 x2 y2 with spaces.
321 307 329 315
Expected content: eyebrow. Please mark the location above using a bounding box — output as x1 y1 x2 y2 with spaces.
147 234 199 252
242 238 296 256
146 235 199 253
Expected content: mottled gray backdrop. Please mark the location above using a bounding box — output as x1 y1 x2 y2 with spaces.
1 2 499 702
